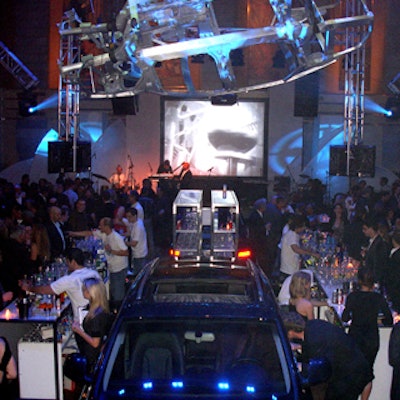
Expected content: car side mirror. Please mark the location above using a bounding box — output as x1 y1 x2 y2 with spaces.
301 357 332 387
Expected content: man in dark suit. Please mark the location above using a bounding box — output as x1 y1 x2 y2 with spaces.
283 312 373 400
361 217 389 289
386 231 400 312
46 206 67 260
264 195 288 276
177 162 193 189
247 198 270 277
0 225 31 297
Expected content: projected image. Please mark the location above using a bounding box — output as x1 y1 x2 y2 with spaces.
163 99 266 177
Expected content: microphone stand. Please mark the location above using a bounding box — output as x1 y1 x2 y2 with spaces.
172 163 183 173
128 155 135 190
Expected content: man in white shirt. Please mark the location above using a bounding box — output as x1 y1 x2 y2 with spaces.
125 207 148 275
109 164 127 189
280 215 319 279
68 219 129 309
93 218 129 309
127 190 144 220
20 248 100 323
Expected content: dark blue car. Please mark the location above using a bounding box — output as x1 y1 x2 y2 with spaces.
70 256 326 399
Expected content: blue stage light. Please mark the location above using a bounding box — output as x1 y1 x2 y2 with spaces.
142 381 153 390
171 381 184 389
217 382 230 391
385 96 400 120
246 385 256 393
18 92 37 117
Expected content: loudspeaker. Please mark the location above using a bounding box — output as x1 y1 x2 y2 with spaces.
354 145 376 177
329 145 376 177
294 72 319 117
77 142 91 171
111 96 138 115
48 142 68 174
329 146 347 176
48 141 91 173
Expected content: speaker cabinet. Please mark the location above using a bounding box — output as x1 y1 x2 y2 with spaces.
329 146 347 176
48 141 91 173
111 96 138 115
294 72 319 117
48 142 67 174
355 145 376 177
329 145 376 177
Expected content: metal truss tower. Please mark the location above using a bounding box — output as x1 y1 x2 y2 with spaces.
57 10 82 171
0 41 39 91
343 0 369 174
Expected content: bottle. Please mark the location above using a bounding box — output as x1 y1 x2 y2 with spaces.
222 184 227 199
332 289 338 304
213 211 219 231
337 289 344 305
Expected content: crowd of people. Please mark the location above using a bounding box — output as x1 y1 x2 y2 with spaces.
2 172 400 307
0 170 178 398
246 176 400 400
0 172 176 305
2 170 400 398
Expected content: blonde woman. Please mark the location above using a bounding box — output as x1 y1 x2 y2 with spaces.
72 278 113 373
289 271 315 321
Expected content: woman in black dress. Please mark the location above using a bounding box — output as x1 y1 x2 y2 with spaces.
342 268 393 400
72 277 113 373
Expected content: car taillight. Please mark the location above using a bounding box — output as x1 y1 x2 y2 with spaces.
169 249 181 257
237 249 251 259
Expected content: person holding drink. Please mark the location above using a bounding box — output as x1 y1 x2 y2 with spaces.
72 277 113 374
19 248 100 323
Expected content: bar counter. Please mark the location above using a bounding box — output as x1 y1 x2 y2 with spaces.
309 263 393 400
0 295 71 322
0 294 73 400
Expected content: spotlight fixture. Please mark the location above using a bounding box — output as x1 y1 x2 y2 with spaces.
18 92 38 117
385 96 400 120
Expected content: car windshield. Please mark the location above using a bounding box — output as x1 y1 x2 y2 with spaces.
100 319 293 399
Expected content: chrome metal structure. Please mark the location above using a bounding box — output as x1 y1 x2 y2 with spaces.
343 0 370 175
58 0 374 99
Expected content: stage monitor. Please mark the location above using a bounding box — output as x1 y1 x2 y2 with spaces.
161 98 268 177
48 141 91 173
329 145 376 177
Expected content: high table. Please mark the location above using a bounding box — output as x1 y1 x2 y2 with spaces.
0 295 73 400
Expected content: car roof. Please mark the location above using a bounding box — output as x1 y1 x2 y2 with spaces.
119 257 280 321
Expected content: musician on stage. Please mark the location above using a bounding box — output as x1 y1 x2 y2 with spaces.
157 159 173 174
109 165 127 189
177 161 193 189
